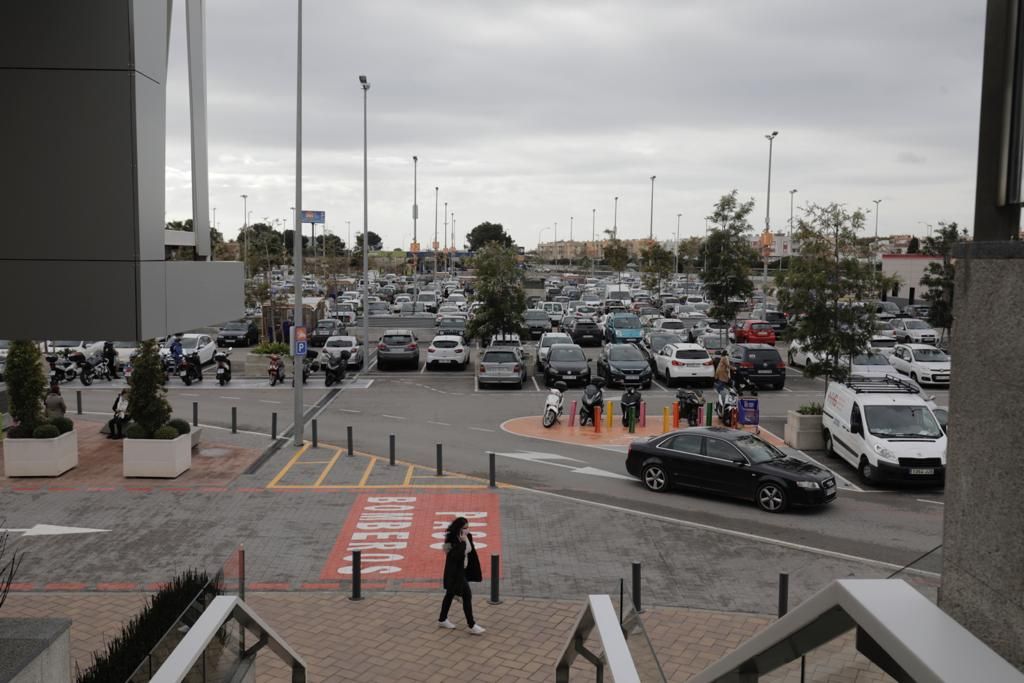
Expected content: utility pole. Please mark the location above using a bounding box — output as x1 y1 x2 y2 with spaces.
591 208 596 278
675 213 681 275
412 155 418 274
649 176 656 239
443 201 448 274
292 1 304 446
433 187 439 277
240 194 248 279
763 131 779 291
613 196 619 239
359 74 370 388
569 216 574 267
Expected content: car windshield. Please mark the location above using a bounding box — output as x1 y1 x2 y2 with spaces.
915 348 949 362
871 338 896 348
483 351 517 363
549 347 585 362
905 320 931 329
327 339 353 348
651 334 682 349
541 336 571 348
222 322 248 331
53 340 80 347
609 346 643 361
316 321 336 329
416 294 435 302
733 435 782 464
864 405 943 439
179 339 198 350
852 354 890 366
744 349 780 363
434 340 460 349
439 318 465 327
614 315 641 328
382 335 412 345
675 349 708 360
751 323 773 331
525 310 548 320
659 320 686 329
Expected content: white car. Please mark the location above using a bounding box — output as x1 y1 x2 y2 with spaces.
322 335 364 369
888 344 951 385
652 318 690 334
427 335 469 370
887 318 939 345
868 334 898 357
654 342 714 387
785 338 823 368
160 333 216 365
846 352 895 378
48 340 105 357
446 293 468 311
391 295 412 314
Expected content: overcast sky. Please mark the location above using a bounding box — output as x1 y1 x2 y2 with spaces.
163 0 984 249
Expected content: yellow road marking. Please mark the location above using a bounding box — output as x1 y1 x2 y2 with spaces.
267 443 310 488
295 460 332 465
313 447 344 487
356 457 377 487
402 464 415 486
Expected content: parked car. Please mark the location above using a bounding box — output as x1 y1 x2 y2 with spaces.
524 309 553 338
645 331 685 354
478 347 527 389
427 335 469 370
728 343 786 390
596 343 653 388
604 313 644 344
310 318 347 347
654 343 715 387
0 340 8 380
751 309 788 333
888 344 951 385
786 338 822 368
698 331 730 355
391 294 412 313
887 318 939 345
688 320 732 344
160 333 216 365
733 320 777 345
216 319 260 347
564 317 602 346
376 329 419 370
542 301 565 325
846 352 895 378
334 302 358 324
437 316 468 339
903 304 931 318
543 343 591 386
367 301 391 317
625 427 836 512
651 318 690 335
536 332 573 370
868 334 898 357
322 335 364 369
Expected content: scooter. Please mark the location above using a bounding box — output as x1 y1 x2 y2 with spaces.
215 350 232 386
46 353 78 384
715 373 757 427
323 350 348 387
578 377 605 426
177 352 203 386
621 386 642 427
542 381 568 428
268 354 285 386
76 351 113 386
676 387 704 427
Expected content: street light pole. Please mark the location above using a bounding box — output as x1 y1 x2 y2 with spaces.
763 131 779 291
451 212 455 276
703 218 709 275
443 201 448 273
433 186 439 277
359 74 370 379
553 222 558 265
412 155 418 273
675 213 681 275
613 196 619 239
873 198 882 265
346 220 351 274
591 208 596 278
240 194 248 278
649 176 656 240
292 0 304 446
569 216 574 267
789 189 798 238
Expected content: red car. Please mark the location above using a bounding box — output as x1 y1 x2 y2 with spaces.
733 320 777 345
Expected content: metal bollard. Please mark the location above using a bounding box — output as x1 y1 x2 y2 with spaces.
271 412 278 440
632 562 643 613
672 401 680 429
639 401 646 427
311 419 318 448
350 550 363 601
628 407 636 434
239 544 246 601
389 434 396 466
436 443 443 476
606 401 614 428
76 391 82 415
662 406 670 433
568 400 577 427
347 425 354 456
231 406 237 434
488 451 496 488
488 554 502 604
192 401 198 427
594 405 602 433
778 572 789 617
706 401 714 426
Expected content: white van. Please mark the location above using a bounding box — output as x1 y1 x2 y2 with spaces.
822 377 946 486
541 301 565 325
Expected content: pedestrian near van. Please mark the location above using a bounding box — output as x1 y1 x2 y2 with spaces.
437 516 485 635
44 385 66 420
108 388 129 439
714 349 732 396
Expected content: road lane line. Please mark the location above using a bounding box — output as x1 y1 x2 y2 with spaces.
339 408 361 414
267 443 311 488
313 447 344 487
181 393 200 397
917 498 944 505
219 396 242 400
651 380 669 392
381 414 407 420
420 362 427 374
356 457 378 487
532 377 540 392
402 464 415 485
260 400 282 404
468 427 494 433
428 421 451 426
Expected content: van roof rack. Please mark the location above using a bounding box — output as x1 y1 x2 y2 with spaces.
843 375 921 394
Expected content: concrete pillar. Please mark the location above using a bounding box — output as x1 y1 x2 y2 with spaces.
939 241 1024 671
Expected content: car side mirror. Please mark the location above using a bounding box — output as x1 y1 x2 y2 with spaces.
733 459 747 467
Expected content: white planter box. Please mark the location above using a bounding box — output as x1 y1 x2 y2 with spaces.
123 432 192 478
784 411 825 450
3 429 78 477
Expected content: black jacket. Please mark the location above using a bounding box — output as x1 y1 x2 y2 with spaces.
442 537 469 591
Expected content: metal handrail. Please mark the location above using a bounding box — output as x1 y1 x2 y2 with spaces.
690 579 1024 683
555 595 641 683
151 596 306 683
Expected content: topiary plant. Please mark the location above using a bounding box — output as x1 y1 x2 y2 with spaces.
167 418 191 435
796 402 824 416
124 423 148 440
152 425 179 440
127 340 170 438
32 423 60 439
4 340 47 438
51 416 74 434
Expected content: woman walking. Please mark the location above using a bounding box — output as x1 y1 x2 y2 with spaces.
437 516 485 635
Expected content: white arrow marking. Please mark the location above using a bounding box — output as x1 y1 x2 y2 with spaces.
492 451 586 464
0 524 110 537
570 466 635 481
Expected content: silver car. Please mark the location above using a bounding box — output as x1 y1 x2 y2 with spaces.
376 329 419 370
478 348 526 389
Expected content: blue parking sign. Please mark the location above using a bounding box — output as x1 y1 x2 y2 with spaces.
295 340 307 357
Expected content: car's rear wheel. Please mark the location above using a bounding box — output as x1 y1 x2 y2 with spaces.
756 482 788 512
641 464 668 492
824 430 835 457
773 381 785 390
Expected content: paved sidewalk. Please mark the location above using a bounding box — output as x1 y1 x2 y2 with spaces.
1 591 892 682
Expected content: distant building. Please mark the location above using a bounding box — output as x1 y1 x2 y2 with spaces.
881 254 941 303
747 232 799 258
536 238 658 262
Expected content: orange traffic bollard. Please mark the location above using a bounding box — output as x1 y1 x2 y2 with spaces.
594 405 602 433
672 401 680 429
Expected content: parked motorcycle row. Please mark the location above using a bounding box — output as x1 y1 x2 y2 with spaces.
47 349 117 386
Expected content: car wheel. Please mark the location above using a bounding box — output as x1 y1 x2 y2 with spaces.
787 350 795 366
824 430 836 457
859 457 878 485
643 381 652 390
756 482 788 513
641 463 668 492
516 380 524 390
773 381 785 390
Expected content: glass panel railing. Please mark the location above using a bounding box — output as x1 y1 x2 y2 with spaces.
618 584 667 683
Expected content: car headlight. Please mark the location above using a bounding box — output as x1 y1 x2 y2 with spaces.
795 480 821 489
873 444 897 461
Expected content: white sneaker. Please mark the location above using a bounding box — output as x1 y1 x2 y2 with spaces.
438 619 456 629
468 624 486 635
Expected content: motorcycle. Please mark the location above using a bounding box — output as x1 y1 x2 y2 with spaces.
323 350 348 387
715 373 758 427
676 387 704 427
578 377 605 426
177 352 203 386
621 386 642 427
46 353 78 384
214 350 232 386
75 351 113 386
542 380 568 428
268 354 286 386
300 351 320 385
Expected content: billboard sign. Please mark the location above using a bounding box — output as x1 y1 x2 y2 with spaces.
301 210 325 225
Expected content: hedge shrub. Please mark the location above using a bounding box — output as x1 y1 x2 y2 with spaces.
153 425 179 440
124 423 148 439
167 418 191 435
32 423 60 439
252 341 290 355
51 417 74 434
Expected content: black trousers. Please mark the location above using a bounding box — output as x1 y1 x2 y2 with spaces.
109 415 126 437
438 581 475 627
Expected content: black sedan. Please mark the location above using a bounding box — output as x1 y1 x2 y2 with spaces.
216 320 259 347
596 343 653 388
544 343 591 386
310 319 347 347
625 427 836 512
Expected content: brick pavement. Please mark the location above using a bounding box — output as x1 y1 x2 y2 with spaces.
0 591 893 682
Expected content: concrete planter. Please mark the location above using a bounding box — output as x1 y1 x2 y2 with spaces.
123 432 191 478
784 411 825 450
3 429 78 477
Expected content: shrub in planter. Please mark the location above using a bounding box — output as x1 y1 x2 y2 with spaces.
167 418 191 435
4 340 47 438
124 423 148 440
127 339 171 437
796 402 824 416
51 416 74 435
153 425 179 440
252 341 290 355
31 423 60 439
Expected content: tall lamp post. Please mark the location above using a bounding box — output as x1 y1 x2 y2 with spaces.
591 208 596 278
872 198 882 265
291 0 304 446
442 201 448 273
412 155 418 273
433 186 439 276
450 212 456 276
763 131 779 290
569 216 574 267
613 196 619 239
649 176 656 239
345 220 351 273
240 194 248 278
359 74 370 376
553 222 558 265
675 213 681 275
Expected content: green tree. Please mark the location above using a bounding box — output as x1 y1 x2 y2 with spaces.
283 229 310 252
640 241 674 292
602 232 630 289
354 231 383 252
466 222 514 252
677 237 702 281
4 340 46 437
465 243 526 342
775 203 892 381
127 339 171 437
907 236 921 254
920 222 967 339
701 191 757 321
